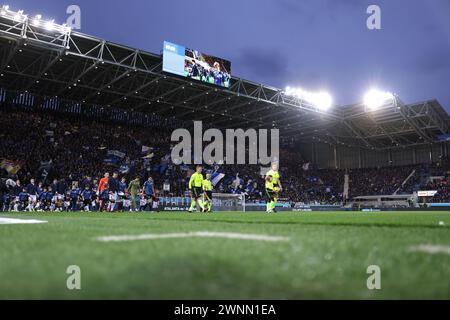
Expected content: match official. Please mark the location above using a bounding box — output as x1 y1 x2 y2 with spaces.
265 161 282 213
188 165 204 212
202 173 212 212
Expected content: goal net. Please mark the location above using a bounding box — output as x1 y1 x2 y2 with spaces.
203 193 246 212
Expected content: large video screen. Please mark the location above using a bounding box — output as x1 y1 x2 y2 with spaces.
162 41 231 88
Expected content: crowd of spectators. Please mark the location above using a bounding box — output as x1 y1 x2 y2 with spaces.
0 105 345 207
348 165 420 197
418 157 450 203
1 104 449 210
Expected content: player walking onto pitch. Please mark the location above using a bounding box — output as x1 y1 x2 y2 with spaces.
188 165 204 212
265 161 282 213
143 176 154 211
202 173 212 212
126 176 141 212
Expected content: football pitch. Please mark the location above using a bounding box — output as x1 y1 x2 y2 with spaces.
0 211 449 299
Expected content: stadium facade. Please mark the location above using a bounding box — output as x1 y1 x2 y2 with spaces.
0 6 449 170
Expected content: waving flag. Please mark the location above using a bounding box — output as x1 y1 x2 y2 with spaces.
1 159 23 175
211 172 225 186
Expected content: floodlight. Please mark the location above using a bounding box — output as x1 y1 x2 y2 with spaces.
285 86 333 110
14 10 24 21
45 19 55 31
363 89 394 110
310 91 333 110
32 14 42 26
1 5 9 16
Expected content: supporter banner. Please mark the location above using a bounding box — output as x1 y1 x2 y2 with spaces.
142 153 154 159
417 190 438 197
107 150 126 159
104 150 126 166
141 145 152 154
231 175 243 189
211 172 225 186
103 158 119 166
37 160 53 183
119 164 130 174
0 159 23 175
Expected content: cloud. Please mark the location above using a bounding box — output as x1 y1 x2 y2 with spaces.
232 47 290 86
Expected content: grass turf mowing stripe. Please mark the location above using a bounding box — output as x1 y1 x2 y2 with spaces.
97 231 290 242
409 244 450 255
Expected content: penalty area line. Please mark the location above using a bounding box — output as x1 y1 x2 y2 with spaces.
409 244 450 255
97 231 290 243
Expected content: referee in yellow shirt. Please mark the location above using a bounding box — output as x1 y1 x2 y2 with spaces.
188 165 204 212
265 161 282 213
202 174 213 212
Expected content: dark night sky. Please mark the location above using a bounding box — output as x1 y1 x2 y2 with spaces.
8 0 450 112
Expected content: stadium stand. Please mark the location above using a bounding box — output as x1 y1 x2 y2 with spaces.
1 103 449 212
0 7 449 211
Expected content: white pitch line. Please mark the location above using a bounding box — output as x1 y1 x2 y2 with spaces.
409 244 450 255
0 217 48 225
97 231 289 243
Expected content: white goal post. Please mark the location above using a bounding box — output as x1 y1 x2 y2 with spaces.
202 193 246 212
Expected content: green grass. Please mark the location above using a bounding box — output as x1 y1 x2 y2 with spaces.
0 211 449 299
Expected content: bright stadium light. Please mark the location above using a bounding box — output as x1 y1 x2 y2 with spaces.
363 89 394 110
32 14 42 26
1 7 70 35
0 5 7 15
14 9 24 21
312 92 333 110
285 86 333 110
45 19 55 31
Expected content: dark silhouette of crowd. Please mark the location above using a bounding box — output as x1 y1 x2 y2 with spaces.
418 157 450 203
348 165 419 197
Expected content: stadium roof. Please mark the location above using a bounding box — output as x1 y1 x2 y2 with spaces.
0 7 449 150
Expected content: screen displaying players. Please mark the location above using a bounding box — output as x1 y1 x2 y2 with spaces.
163 41 231 88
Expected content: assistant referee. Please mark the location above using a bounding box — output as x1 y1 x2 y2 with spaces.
188 165 204 212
